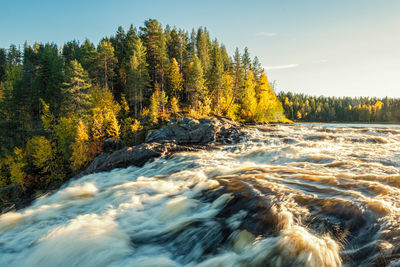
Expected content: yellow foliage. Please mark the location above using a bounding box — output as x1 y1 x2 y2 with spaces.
130 119 142 133
255 72 284 122
120 94 130 114
40 99 54 130
169 58 183 97
90 86 121 140
141 107 150 117
297 110 302 120
219 73 239 120
241 70 257 121
8 148 26 188
284 97 290 106
70 121 91 171
25 136 53 173
149 91 159 123
170 97 180 115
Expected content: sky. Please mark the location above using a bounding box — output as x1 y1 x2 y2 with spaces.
1 0 399 97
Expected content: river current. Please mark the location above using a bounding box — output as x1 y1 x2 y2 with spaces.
1 123 400 267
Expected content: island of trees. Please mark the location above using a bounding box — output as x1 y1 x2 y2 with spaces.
279 92 400 123
0 19 285 198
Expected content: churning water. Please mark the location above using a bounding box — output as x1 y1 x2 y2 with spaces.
1 123 400 267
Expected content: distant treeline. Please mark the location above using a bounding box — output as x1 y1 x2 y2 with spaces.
0 19 284 195
278 92 400 123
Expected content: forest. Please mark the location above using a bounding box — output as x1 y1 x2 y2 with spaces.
0 19 285 195
279 92 400 123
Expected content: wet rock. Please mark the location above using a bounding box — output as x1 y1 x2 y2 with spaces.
80 142 173 176
0 184 21 204
102 138 125 153
80 117 243 176
0 184 23 213
146 116 241 145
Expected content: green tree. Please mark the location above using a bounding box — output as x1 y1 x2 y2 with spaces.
127 38 150 117
169 58 183 98
62 60 92 116
208 41 225 115
140 19 169 91
25 136 53 174
241 70 257 121
185 57 207 111
97 40 117 89
70 120 91 171
196 27 211 73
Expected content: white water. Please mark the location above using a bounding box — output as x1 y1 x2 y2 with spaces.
1 124 400 266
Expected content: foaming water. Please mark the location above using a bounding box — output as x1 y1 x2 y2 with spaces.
1 123 400 266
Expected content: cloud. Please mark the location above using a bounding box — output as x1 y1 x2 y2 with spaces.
263 64 299 70
256 32 277 37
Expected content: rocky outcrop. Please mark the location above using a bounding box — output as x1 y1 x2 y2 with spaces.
81 117 243 176
79 142 172 176
146 116 242 145
102 138 125 153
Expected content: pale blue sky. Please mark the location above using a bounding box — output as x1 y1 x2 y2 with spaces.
1 0 399 97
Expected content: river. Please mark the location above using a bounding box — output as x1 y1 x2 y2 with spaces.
1 123 400 267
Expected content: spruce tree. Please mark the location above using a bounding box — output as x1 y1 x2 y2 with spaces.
127 38 150 116
169 58 183 98
97 40 117 89
242 70 257 120
62 60 92 116
208 41 225 115
186 56 207 111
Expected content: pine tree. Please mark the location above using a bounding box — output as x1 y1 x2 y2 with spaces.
232 48 244 103
167 28 188 67
186 56 207 111
196 28 211 73
97 40 117 89
62 40 82 63
127 38 150 117
252 56 263 80
242 70 257 121
208 41 225 115
169 58 183 98
70 120 91 171
140 19 169 91
62 60 92 116
80 39 98 81
242 47 251 75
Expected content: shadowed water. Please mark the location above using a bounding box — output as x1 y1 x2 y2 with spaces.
1 123 400 267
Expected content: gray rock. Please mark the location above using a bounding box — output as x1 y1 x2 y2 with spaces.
146 116 240 145
80 116 242 176
80 142 172 176
103 138 125 153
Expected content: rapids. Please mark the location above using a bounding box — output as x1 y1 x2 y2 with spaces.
1 123 400 267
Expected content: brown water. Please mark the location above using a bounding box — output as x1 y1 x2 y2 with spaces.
1 123 400 266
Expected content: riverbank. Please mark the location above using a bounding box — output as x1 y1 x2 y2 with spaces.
0 116 244 214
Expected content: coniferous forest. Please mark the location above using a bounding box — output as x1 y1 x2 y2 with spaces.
0 19 285 194
279 92 400 123
1 19 399 198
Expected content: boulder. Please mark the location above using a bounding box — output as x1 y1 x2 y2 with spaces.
146 116 241 145
80 116 243 176
102 138 125 153
80 142 174 176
